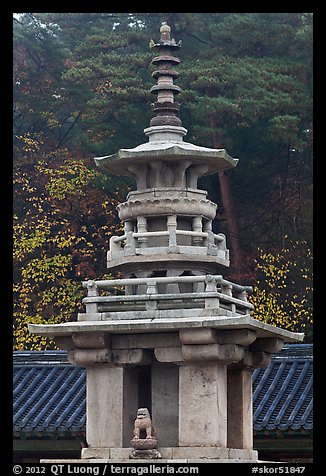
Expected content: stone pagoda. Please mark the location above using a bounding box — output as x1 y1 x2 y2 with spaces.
29 23 303 463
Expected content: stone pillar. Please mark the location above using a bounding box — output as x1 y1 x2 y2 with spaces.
227 366 253 450
192 216 203 246
124 220 136 256
123 367 139 447
137 217 148 248
151 360 179 447
167 215 177 249
178 361 227 447
86 364 138 448
165 269 182 294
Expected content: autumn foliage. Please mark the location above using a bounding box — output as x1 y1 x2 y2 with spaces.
249 242 313 340
13 13 313 348
13 135 125 349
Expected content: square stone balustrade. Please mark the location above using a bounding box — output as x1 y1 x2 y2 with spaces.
29 275 303 463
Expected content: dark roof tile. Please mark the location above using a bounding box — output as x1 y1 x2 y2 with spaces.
252 348 313 431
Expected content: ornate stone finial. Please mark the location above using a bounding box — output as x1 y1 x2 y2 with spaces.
160 22 171 41
148 23 183 129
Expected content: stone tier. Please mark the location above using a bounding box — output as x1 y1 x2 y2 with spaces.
94 137 238 183
29 320 303 462
109 194 227 272
150 101 181 127
29 314 303 344
106 251 230 274
150 83 181 95
151 55 180 65
79 274 252 317
125 186 211 201
118 189 217 221
152 70 179 79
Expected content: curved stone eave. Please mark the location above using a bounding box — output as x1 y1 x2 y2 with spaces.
28 316 304 342
106 253 230 272
94 142 239 176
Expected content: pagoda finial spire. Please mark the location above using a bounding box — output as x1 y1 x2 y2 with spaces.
147 23 184 130
160 21 171 41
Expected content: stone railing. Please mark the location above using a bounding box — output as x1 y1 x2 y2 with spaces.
80 275 253 320
108 228 229 262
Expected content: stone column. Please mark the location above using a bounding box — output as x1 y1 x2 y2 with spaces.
151 360 179 447
167 215 177 249
226 342 279 453
124 220 136 256
227 366 253 450
178 361 227 447
192 216 203 246
137 217 148 248
86 364 138 449
86 364 123 448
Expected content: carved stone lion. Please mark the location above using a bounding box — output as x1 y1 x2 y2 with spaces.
132 407 154 440
130 408 160 457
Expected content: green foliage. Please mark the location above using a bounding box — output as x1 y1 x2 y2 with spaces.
13 13 313 348
177 13 312 251
13 14 73 150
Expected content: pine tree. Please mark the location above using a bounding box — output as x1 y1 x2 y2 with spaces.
14 12 313 278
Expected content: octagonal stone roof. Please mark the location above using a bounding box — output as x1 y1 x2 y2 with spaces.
95 139 239 177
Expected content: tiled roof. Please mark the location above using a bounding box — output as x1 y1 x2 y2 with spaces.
252 344 313 432
13 351 85 435
13 344 312 436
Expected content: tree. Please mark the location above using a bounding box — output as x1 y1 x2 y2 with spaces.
13 14 79 151
13 136 124 350
179 13 312 268
15 14 312 258
31 13 155 157
13 13 313 347
249 241 313 341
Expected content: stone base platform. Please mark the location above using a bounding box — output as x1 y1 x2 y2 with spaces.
41 459 259 463
80 446 258 461
41 446 258 463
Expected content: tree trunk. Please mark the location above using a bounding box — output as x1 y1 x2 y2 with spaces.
210 118 243 269
218 170 243 269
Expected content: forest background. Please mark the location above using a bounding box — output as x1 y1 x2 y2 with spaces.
13 12 313 349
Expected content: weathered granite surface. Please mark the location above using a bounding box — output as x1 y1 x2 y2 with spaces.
28 314 303 342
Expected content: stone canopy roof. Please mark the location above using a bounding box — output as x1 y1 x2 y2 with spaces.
13 344 312 437
94 141 239 177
